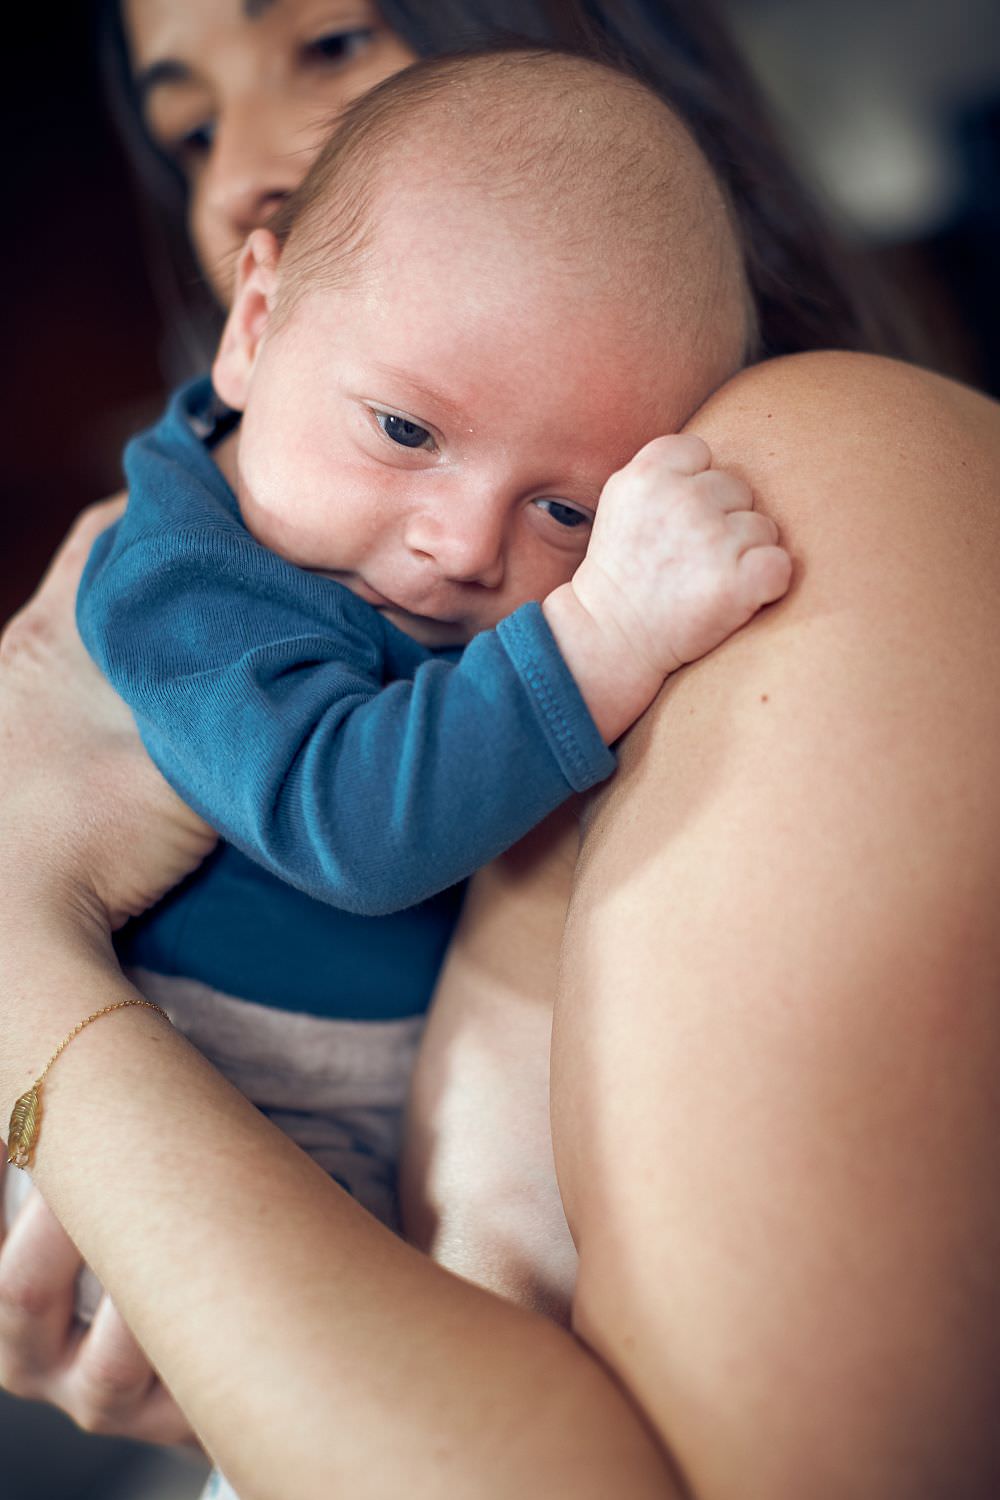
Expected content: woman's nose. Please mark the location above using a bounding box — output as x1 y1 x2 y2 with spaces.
404 497 507 590
193 101 312 284
206 105 304 231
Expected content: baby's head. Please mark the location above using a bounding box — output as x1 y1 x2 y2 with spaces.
213 47 755 646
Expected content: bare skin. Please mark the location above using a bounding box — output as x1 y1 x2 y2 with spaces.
408 348 1000 1496
3 351 999 1496
555 353 1000 1498
0 507 678 1497
124 0 416 301
0 499 215 1444
400 807 581 1325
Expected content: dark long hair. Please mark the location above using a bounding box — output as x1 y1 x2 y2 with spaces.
98 0 918 376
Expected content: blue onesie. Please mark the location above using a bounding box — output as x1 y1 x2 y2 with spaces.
73 377 617 1228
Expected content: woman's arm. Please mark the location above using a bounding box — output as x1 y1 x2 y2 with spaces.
0 928 678 1500
0 511 680 1499
0 1164 198 1445
553 352 1000 1499
0 498 211 1444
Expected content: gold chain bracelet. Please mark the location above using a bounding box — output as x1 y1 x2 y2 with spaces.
6 999 170 1170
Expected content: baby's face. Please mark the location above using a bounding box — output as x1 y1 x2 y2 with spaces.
220 198 722 647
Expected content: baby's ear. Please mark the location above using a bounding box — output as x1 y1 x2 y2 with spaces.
212 230 283 410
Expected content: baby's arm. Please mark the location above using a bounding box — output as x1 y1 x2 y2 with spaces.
78 435 787 917
78 524 613 915
544 433 790 741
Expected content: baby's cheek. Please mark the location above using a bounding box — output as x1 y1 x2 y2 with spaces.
237 472 340 571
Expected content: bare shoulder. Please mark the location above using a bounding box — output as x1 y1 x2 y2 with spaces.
691 351 1000 549
582 350 1000 856
555 355 1000 1494
676 352 1000 669
694 348 999 466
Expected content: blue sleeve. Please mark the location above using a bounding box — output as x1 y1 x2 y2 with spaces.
78 514 615 917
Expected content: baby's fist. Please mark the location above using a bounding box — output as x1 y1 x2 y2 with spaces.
575 432 791 687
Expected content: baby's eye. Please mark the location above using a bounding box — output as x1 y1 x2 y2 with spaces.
533 498 592 530
304 29 376 66
374 411 435 451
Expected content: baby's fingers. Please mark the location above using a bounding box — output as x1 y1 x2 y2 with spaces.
726 511 780 551
691 467 754 514
627 432 713 477
736 544 794 610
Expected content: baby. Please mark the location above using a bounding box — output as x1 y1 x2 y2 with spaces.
7 50 788 1288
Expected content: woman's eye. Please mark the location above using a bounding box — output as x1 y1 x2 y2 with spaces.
534 498 591 530
374 411 434 451
305 28 376 66
167 121 216 167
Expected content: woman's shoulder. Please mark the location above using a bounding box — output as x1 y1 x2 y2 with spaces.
694 352 999 501
688 352 1000 570
562 353 1000 1490
701 348 998 428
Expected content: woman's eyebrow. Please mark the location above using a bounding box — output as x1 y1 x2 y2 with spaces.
136 59 194 107
136 0 277 103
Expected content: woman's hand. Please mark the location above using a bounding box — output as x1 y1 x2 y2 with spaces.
0 499 216 933
0 1156 198 1446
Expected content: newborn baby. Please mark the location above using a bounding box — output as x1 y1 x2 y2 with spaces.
7 48 788 1327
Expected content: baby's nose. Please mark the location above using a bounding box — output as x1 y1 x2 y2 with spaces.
404 501 506 589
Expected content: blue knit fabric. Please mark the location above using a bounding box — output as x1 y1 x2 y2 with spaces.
79 379 615 926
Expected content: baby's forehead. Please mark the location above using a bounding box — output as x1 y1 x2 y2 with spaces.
280 50 755 382
294 235 728 451
364 142 744 353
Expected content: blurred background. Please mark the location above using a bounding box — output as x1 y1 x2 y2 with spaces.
2 0 998 1495
3 0 999 630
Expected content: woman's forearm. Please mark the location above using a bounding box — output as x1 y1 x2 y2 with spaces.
1 909 679 1500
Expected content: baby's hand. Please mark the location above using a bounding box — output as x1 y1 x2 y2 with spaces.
543 434 791 742
580 433 790 675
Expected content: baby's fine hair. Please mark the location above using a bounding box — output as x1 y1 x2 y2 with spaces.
268 46 759 367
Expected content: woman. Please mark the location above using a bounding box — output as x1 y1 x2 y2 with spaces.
2 1 998 1495
102 0 910 369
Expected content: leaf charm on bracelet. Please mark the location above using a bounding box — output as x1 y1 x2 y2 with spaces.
7 1085 41 1170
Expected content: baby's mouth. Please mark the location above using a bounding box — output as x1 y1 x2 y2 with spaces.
355 577 457 625
313 570 470 640
342 574 464 628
